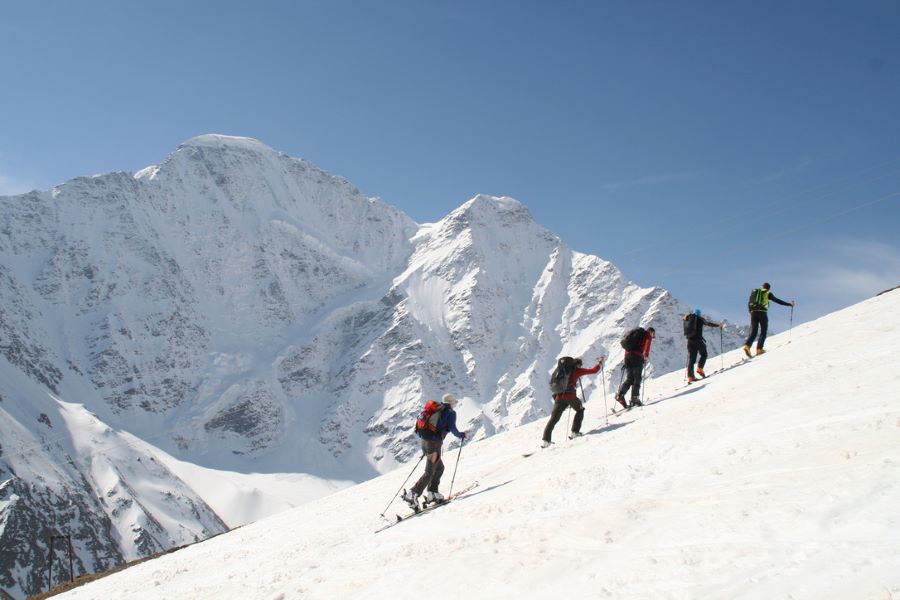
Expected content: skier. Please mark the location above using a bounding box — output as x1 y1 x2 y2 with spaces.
743 283 795 357
683 309 722 383
542 356 604 448
615 326 655 408
403 394 467 507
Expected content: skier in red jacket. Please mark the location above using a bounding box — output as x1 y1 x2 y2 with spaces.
542 356 604 447
616 327 655 409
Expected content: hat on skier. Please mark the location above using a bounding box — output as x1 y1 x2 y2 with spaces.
693 309 701 316
442 393 458 408
762 282 771 290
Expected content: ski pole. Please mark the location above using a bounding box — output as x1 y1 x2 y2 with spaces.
789 305 794 343
447 436 466 498
720 325 724 371
640 363 648 405
380 453 424 517
598 359 609 426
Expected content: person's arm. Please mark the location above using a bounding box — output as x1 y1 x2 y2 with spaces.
641 335 653 359
768 292 794 307
445 410 465 439
702 317 721 328
575 360 602 377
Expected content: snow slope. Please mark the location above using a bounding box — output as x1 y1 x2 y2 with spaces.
57 290 900 600
1 135 750 597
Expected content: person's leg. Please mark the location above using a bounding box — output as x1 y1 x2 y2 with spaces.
426 455 445 493
542 400 567 442
570 399 585 433
745 312 760 347
687 340 699 377
697 340 708 370
757 312 770 349
411 441 441 495
618 361 635 398
628 356 645 403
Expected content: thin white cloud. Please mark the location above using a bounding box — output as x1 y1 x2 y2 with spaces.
759 238 900 322
757 156 814 183
598 171 702 192
805 239 900 295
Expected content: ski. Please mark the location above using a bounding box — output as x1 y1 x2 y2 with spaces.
523 444 555 457
375 481 479 533
610 402 641 416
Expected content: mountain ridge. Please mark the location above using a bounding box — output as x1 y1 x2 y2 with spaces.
0 135 746 598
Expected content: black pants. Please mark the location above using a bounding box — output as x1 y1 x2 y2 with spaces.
542 397 585 442
411 439 444 495
617 354 645 401
745 311 769 349
686 337 708 377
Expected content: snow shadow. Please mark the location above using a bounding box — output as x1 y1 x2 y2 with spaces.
584 421 630 436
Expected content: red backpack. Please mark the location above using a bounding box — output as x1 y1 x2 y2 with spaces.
415 400 444 436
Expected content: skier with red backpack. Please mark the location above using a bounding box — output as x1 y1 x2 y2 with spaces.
541 356 604 448
403 394 468 508
615 326 655 409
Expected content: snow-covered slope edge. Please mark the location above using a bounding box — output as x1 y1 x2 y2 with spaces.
57 290 900 600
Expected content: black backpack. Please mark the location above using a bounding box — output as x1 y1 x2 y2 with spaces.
620 327 646 352
549 356 576 395
683 313 699 338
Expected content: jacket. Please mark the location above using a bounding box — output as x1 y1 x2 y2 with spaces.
419 404 466 442
685 315 720 341
625 332 653 360
553 362 601 401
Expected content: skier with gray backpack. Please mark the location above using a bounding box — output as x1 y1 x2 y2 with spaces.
541 356 604 448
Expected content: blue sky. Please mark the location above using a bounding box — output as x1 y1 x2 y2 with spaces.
2 1 899 335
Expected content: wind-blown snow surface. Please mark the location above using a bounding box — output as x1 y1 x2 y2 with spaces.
58 291 900 600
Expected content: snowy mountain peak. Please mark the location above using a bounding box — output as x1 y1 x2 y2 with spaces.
0 137 746 599
178 134 276 153
444 194 539 232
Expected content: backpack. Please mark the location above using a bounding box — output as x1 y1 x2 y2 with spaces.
620 327 646 352
748 288 768 311
549 356 576 395
683 313 699 338
415 400 444 436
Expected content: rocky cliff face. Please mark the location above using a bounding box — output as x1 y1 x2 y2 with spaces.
0 135 744 598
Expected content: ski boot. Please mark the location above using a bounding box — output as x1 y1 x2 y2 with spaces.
402 489 420 510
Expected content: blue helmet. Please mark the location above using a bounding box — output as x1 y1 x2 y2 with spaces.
693 309 701 316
